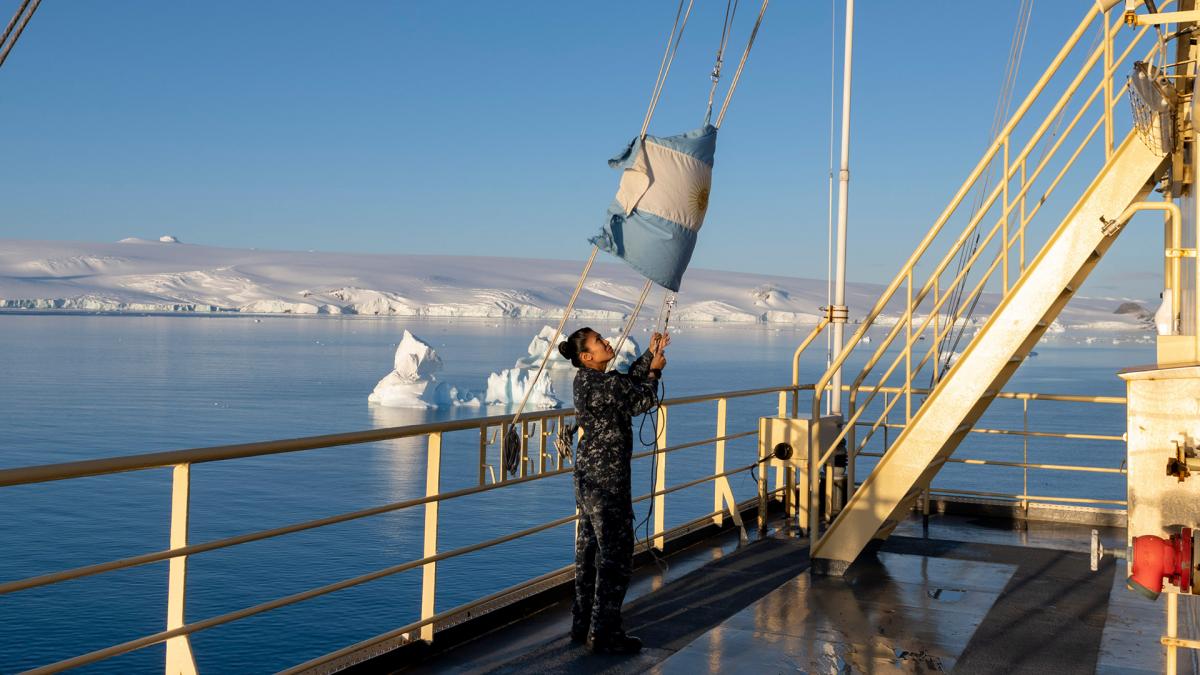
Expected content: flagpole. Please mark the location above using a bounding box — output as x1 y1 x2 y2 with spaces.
830 0 854 417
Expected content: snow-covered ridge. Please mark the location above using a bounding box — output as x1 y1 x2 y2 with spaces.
0 238 1155 331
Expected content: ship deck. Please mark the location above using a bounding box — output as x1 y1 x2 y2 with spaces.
395 511 1191 675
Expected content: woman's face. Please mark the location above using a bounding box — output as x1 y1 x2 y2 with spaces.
582 330 614 367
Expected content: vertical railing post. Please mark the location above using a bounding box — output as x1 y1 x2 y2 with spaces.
1102 7 1113 159
519 421 529 478
1167 592 1179 675
499 422 510 483
1002 137 1010 293
420 432 443 643
1020 159 1027 273
1023 398 1030 513
539 419 549 474
905 269 913 421
808 410 820 550
933 276 941 385
478 424 488 485
165 464 198 675
757 414 769 533
555 417 563 471
714 398 727 527
653 405 668 550
882 391 890 452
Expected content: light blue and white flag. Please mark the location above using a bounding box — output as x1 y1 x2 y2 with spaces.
591 125 717 292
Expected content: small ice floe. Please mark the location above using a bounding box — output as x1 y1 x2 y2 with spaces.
368 330 480 408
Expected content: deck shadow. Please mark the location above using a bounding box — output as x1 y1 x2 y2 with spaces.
479 536 810 674
881 534 1117 675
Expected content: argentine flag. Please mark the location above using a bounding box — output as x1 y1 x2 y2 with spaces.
591 125 717 292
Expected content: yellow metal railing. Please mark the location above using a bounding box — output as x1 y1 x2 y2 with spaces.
850 386 1128 513
0 384 801 674
0 375 1134 673
795 1 1166 546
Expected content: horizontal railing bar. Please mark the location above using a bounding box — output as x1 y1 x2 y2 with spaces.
845 384 1124 405
856 451 1125 474
664 384 812 407
281 491 782 674
928 487 1126 506
631 430 757 461
0 385 806 487
0 463 578 595
32 480 781 674
852 421 1124 442
25 511 581 674
632 462 756 505
1 428 763 594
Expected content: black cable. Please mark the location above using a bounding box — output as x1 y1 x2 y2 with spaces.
634 376 669 575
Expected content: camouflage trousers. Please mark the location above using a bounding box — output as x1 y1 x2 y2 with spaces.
572 484 635 640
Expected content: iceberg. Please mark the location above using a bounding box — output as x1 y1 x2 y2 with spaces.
368 331 480 408
486 368 561 409
515 325 574 370
512 324 642 373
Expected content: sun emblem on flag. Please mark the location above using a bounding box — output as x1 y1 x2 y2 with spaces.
690 182 711 220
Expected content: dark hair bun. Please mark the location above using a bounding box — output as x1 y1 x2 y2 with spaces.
557 341 575 361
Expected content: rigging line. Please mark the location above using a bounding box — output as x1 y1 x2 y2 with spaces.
936 0 1032 376
607 278 655 372
942 0 1032 319
645 0 687 128
642 0 697 138
942 1 1064 382
934 0 1033 379
939 0 1044 377
705 0 741 121
0 0 40 71
508 246 599 427
715 0 769 128
0 0 32 53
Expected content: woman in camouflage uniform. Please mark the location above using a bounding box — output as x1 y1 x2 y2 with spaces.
557 327 668 655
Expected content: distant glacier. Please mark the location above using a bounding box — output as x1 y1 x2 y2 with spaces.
0 237 1155 332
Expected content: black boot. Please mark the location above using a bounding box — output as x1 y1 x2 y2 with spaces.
587 631 643 655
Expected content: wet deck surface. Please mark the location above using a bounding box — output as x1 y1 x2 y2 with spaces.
408 513 1197 674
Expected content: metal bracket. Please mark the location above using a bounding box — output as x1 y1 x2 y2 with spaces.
1167 435 1197 482
823 304 849 323
1100 215 1122 237
1127 9 1200 26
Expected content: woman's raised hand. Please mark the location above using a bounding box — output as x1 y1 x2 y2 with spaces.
650 332 671 354
650 332 669 371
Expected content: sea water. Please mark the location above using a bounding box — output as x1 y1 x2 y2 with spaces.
0 314 1151 672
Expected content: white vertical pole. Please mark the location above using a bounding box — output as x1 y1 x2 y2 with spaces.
830 0 855 416
165 464 198 675
420 433 443 642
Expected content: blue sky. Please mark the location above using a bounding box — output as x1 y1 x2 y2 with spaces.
0 1 1162 297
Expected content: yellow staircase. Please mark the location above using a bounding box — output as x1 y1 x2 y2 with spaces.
798 3 1172 574
812 132 1164 573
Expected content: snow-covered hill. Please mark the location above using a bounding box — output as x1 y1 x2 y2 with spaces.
0 238 1155 332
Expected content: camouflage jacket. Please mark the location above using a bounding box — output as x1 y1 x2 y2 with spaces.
572 351 658 497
